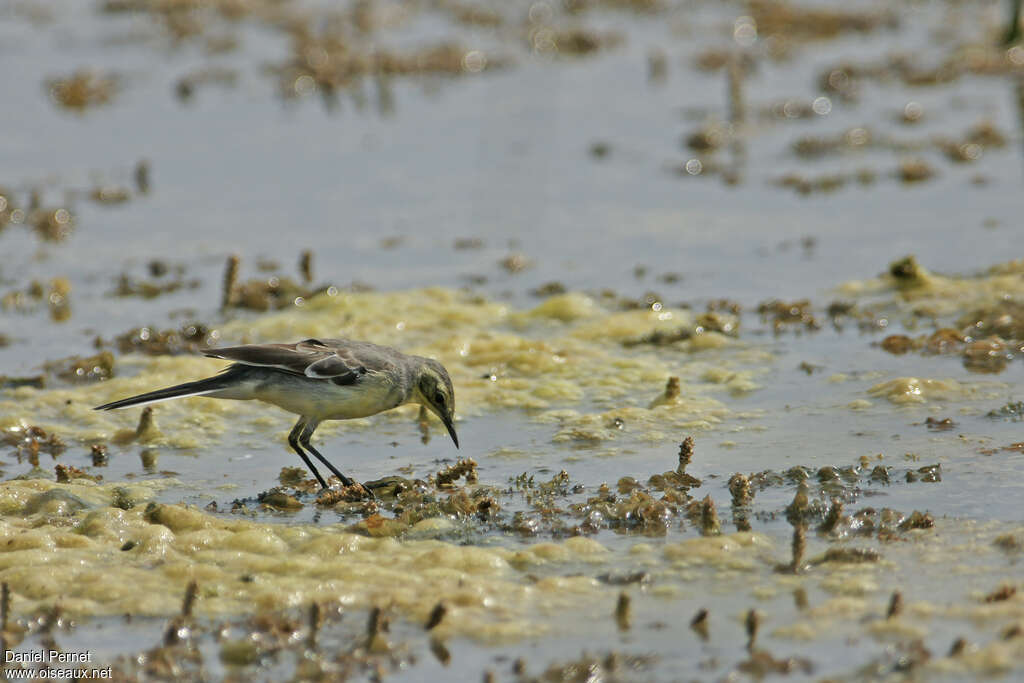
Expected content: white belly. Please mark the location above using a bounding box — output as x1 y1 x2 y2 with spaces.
221 371 404 420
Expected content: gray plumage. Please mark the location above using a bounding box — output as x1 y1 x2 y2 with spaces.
95 338 458 491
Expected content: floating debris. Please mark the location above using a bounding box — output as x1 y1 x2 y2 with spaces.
55 463 101 483
181 580 198 618
698 495 720 536
728 473 753 506
785 481 811 524
2 424 66 460
818 499 843 534
258 488 304 511
105 322 215 356
925 417 955 431
134 159 150 194
44 351 114 384
678 436 695 471
758 299 819 332
0 375 45 389
886 591 903 618
307 602 321 650
983 585 1016 603
90 444 108 466
530 27 623 57
47 69 117 110
748 0 895 41
425 602 447 630
814 547 881 565
690 608 709 641
89 185 131 205
789 524 807 574
897 158 935 183
648 376 680 408
647 49 667 82
435 459 478 487
596 571 649 586
299 250 314 284
222 254 240 310
745 609 760 650
614 591 631 631
2 278 72 320
429 637 451 665
175 66 238 102
113 265 200 299
499 253 531 274
987 401 1024 420
114 406 160 446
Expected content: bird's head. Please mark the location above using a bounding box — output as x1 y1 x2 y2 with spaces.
415 358 458 448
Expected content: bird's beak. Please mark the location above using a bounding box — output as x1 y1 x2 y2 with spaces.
442 414 459 449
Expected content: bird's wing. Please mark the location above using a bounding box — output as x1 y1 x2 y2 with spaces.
204 338 368 383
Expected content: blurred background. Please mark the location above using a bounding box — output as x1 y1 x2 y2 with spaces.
2 0 1022 367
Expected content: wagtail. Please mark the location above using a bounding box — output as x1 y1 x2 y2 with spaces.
95 338 458 490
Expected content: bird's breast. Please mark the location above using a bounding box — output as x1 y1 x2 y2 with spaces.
253 371 402 420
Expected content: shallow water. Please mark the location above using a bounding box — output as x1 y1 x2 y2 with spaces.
1 0 1024 680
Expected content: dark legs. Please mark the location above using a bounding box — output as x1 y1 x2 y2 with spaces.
299 419 357 488
287 416 359 490
288 418 328 489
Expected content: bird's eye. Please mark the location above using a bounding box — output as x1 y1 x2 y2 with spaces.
434 391 446 408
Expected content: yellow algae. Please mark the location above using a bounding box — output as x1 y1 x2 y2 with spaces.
533 575 600 594
515 292 597 323
838 257 1024 315
866 617 927 640
408 517 456 537
221 528 290 554
563 536 608 556
0 483 633 639
569 307 692 342
772 622 819 640
663 532 773 569
526 543 571 562
806 596 869 618
0 289 759 452
819 570 879 596
848 399 873 410
548 399 728 444
928 639 1024 676
867 377 965 404
700 366 760 394
687 331 732 350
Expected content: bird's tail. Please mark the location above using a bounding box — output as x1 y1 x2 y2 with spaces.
94 370 242 411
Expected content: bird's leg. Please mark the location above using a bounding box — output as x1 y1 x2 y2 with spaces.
288 417 328 489
298 420 358 488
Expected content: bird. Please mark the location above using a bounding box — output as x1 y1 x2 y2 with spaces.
94 338 458 492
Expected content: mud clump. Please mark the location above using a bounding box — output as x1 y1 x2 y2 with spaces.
758 299 819 332
103 323 216 356
2 424 67 462
55 463 101 483
113 263 201 299
2 278 72 320
258 488 304 511
43 352 115 384
47 69 117 110
749 0 895 41
434 459 478 487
